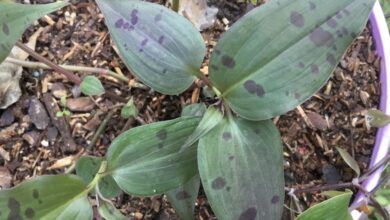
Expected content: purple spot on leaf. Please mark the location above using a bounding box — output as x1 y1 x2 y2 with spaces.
350 32 357 39
226 186 231 191
271 195 280 204
326 53 337 65
214 50 221 55
141 38 148 47
211 177 226 190
290 11 304 28
115 19 124 28
123 22 130 29
326 17 337 28
336 30 343 38
8 198 22 220
244 80 265 97
157 143 164 149
336 11 343 19
156 129 167 140
175 191 190 200
298 62 305 68
309 27 335 48
294 93 301 99
32 189 39 199
222 132 232 141
228 155 235 161
2 22 9 35
221 55 235 68
239 207 257 220
155 14 162 22
25 208 35 219
341 27 348 35
311 64 319 74
131 9 139 25
309 2 316 10
1 44 7 51
158 36 165 44
131 9 139 16
343 9 350 16
160 69 167 75
131 16 138 25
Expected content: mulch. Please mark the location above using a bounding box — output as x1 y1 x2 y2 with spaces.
0 1 380 219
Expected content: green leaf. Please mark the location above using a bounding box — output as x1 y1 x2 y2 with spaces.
321 190 347 198
250 0 258 6
80 76 105 96
106 116 201 196
56 111 64 118
96 0 205 95
181 103 207 117
380 0 390 30
166 175 200 220
98 200 127 220
198 117 284 220
0 175 92 220
297 191 353 220
75 156 121 198
210 0 375 120
375 188 390 206
121 97 138 119
0 1 68 63
365 109 390 128
336 147 360 177
181 106 223 150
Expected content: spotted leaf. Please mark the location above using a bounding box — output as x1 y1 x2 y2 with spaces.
106 117 201 196
96 0 205 95
166 175 200 220
0 175 92 220
198 117 284 220
75 156 121 199
0 1 68 63
297 191 353 220
209 0 375 120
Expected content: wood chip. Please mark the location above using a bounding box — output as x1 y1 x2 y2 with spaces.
0 167 12 189
22 131 40 146
0 109 15 127
28 97 49 130
66 97 95 112
306 112 328 130
0 147 10 161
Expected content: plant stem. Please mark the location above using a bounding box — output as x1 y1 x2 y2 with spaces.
5 57 136 84
86 160 108 192
289 182 355 194
88 110 115 151
16 41 81 84
196 71 214 89
172 0 180 12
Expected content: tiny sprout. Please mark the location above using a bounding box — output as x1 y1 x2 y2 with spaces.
365 109 390 128
121 97 138 119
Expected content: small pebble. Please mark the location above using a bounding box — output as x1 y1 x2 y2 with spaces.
322 164 341 184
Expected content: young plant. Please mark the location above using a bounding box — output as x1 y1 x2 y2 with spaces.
0 0 376 220
55 96 71 118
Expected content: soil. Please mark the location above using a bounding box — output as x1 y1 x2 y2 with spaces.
0 0 380 219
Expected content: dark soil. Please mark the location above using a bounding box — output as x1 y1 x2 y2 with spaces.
0 0 380 219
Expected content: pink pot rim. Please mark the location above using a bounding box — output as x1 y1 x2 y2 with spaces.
351 0 390 217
